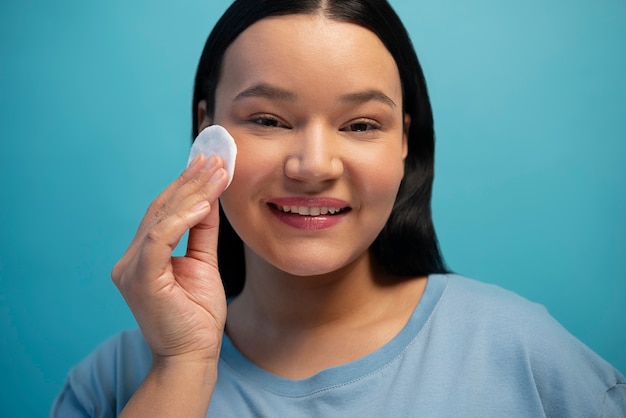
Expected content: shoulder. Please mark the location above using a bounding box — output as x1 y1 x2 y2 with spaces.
439 273 545 313
430 274 557 337
431 274 626 416
51 328 151 417
435 274 604 361
70 328 150 384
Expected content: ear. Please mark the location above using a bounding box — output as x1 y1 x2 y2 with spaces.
197 100 213 132
402 114 411 160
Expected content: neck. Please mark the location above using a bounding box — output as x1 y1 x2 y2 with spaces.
225 248 427 378
236 248 397 329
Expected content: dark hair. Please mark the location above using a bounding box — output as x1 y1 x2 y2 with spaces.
192 0 449 297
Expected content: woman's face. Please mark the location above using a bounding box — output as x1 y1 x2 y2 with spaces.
203 14 408 277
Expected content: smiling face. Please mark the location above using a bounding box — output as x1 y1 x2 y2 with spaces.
201 14 408 278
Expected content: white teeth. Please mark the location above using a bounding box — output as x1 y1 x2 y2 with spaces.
278 205 343 216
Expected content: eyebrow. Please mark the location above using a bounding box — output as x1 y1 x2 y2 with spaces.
339 90 397 109
233 83 397 108
233 83 297 102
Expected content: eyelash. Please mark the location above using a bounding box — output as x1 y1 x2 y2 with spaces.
247 114 382 133
249 114 289 129
340 119 382 133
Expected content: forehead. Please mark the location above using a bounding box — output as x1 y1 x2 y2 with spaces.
216 14 402 101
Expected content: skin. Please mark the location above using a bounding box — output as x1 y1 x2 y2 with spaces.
113 14 427 416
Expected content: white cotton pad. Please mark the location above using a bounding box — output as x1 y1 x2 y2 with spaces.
188 125 237 188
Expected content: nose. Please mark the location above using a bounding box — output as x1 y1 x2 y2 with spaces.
284 125 344 184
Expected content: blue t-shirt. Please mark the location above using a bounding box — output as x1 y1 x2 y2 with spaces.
51 275 626 417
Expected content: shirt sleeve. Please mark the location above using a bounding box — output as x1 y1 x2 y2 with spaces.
50 379 92 418
602 383 626 418
49 329 151 418
519 306 626 417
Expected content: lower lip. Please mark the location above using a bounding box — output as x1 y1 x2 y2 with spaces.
269 206 347 230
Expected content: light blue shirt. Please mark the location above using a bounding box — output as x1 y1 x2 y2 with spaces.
51 275 626 417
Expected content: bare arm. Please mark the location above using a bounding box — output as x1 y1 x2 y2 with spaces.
119 357 218 417
112 154 229 417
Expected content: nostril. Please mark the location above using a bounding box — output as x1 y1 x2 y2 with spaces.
283 154 344 184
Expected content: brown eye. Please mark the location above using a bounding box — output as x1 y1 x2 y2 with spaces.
349 122 371 132
341 119 381 133
254 117 279 127
249 114 290 129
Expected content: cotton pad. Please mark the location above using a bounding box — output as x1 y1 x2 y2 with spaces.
188 125 237 188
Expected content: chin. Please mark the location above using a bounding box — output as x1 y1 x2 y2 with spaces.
271 253 367 279
244 242 373 280
281 265 338 278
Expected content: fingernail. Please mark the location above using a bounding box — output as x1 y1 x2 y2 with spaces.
188 153 204 170
209 168 226 184
201 155 219 171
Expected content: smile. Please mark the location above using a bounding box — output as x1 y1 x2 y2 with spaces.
267 200 351 230
275 205 348 216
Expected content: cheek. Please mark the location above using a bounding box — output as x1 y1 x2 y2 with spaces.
368 171 403 212
355 147 405 203
218 140 278 221
228 139 280 189
220 152 256 211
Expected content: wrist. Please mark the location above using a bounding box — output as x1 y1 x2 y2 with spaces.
151 349 221 383
120 352 220 418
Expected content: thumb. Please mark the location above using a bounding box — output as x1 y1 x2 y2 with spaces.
185 198 221 267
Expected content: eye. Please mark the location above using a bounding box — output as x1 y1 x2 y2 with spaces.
249 114 289 129
340 119 382 133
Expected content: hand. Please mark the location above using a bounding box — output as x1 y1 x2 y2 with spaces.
112 154 229 364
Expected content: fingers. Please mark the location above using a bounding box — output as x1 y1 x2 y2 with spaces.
136 158 228 280
137 154 218 240
112 154 228 286
147 153 208 220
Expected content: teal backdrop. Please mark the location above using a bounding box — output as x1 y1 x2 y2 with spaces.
1 0 624 416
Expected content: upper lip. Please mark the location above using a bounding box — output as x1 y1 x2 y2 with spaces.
267 197 351 215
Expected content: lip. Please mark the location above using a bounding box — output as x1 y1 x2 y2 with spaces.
266 197 351 230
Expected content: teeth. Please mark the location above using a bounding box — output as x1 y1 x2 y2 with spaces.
278 205 344 216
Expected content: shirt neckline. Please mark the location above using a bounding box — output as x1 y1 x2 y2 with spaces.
219 274 449 397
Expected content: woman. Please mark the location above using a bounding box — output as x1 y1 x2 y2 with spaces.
52 0 625 416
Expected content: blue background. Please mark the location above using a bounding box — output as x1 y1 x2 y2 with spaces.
1 0 624 416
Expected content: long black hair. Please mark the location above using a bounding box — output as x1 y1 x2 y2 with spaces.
192 0 449 297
